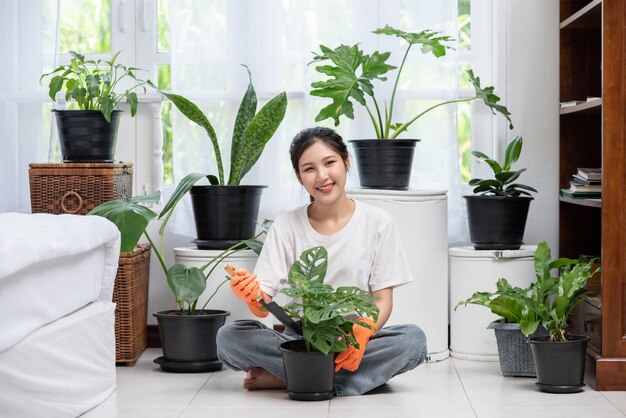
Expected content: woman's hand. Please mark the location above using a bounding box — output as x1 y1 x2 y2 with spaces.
224 265 270 318
334 317 377 372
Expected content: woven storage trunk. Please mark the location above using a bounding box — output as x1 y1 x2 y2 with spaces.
488 319 549 377
29 162 133 215
114 244 151 366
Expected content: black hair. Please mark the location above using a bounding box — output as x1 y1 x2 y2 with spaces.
289 127 349 177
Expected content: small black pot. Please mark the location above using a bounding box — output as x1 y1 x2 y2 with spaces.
349 139 420 190
529 335 590 393
53 109 121 162
464 195 533 250
153 310 229 368
279 340 335 401
190 185 266 250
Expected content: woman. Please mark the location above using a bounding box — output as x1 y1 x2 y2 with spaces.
216 126 427 396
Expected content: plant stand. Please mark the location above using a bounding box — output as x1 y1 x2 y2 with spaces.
114 244 151 366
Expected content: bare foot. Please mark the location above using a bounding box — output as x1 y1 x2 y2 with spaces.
243 367 286 390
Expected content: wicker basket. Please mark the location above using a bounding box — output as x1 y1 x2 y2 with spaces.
29 162 133 215
114 244 151 366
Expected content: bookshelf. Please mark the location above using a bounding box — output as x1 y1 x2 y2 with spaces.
560 0 626 390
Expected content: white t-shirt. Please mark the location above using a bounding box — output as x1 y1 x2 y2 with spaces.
254 200 413 298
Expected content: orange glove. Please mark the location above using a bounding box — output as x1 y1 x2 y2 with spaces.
334 317 378 372
224 264 269 318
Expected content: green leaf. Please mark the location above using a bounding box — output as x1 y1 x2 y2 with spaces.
48 76 66 101
126 91 138 116
159 92 225 184
166 264 207 305
101 97 115 123
372 25 455 58
503 136 523 170
289 246 328 283
467 69 513 129
230 66 257 178
159 172 206 219
471 151 503 173
88 192 160 252
534 241 552 283
228 91 287 184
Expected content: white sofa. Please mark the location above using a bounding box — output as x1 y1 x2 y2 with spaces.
0 213 120 417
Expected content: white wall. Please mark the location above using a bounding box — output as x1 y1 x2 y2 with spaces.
501 0 559 253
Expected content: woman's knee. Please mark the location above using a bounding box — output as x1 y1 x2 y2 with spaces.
217 320 264 349
402 324 428 359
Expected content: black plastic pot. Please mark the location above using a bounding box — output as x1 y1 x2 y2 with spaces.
279 340 335 401
349 139 420 190
464 195 533 250
529 335 590 393
153 310 230 373
53 109 121 162
190 185 266 250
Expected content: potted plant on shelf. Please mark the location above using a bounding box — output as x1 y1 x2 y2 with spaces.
90 189 270 373
309 25 513 190
148 66 287 250
40 50 148 162
278 246 379 401
465 136 538 250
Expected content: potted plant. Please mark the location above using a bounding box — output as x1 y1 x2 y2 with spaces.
90 189 270 373
520 243 600 393
40 50 148 162
277 246 379 401
465 136 538 250
309 25 513 189
148 67 287 249
455 253 549 377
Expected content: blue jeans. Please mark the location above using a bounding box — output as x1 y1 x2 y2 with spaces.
216 319 428 396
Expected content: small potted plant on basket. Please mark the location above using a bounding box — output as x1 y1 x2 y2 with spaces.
310 25 513 189
148 66 287 250
40 50 148 162
276 246 379 401
465 136 538 250
90 189 270 373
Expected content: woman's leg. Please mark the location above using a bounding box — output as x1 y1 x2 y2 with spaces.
333 324 428 396
216 320 298 383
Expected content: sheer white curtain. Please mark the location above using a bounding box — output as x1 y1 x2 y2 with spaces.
0 1 56 213
167 0 472 242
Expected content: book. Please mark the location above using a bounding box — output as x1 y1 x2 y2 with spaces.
560 188 602 198
576 167 602 181
569 183 602 192
560 100 585 108
571 174 601 185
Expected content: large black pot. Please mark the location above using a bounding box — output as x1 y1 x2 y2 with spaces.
153 309 230 373
529 335 590 393
53 109 121 162
464 195 533 250
190 185 266 250
279 340 335 401
349 139 420 190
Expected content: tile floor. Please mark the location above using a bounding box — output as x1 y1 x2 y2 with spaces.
83 348 626 418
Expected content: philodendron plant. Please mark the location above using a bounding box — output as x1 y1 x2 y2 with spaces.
40 50 148 122
309 25 513 139
469 136 538 197
90 191 271 315
149 66 287 187
280 246 379 354
456 241 600 342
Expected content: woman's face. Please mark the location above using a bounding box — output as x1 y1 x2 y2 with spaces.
297 140 350 205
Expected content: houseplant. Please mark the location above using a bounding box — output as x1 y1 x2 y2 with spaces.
465 136 538 250
148 66 287 249
277 246 379 400
40 50 148 162
90 188 270 372
521 243 600 393
309 25 513 189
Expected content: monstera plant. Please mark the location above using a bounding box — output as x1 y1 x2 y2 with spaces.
149 66 287 249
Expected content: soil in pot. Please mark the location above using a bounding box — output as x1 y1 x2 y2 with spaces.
529 335 590 393
279 340 335 401
153 309 230 373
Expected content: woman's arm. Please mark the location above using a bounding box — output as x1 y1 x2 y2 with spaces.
372 287 393 329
